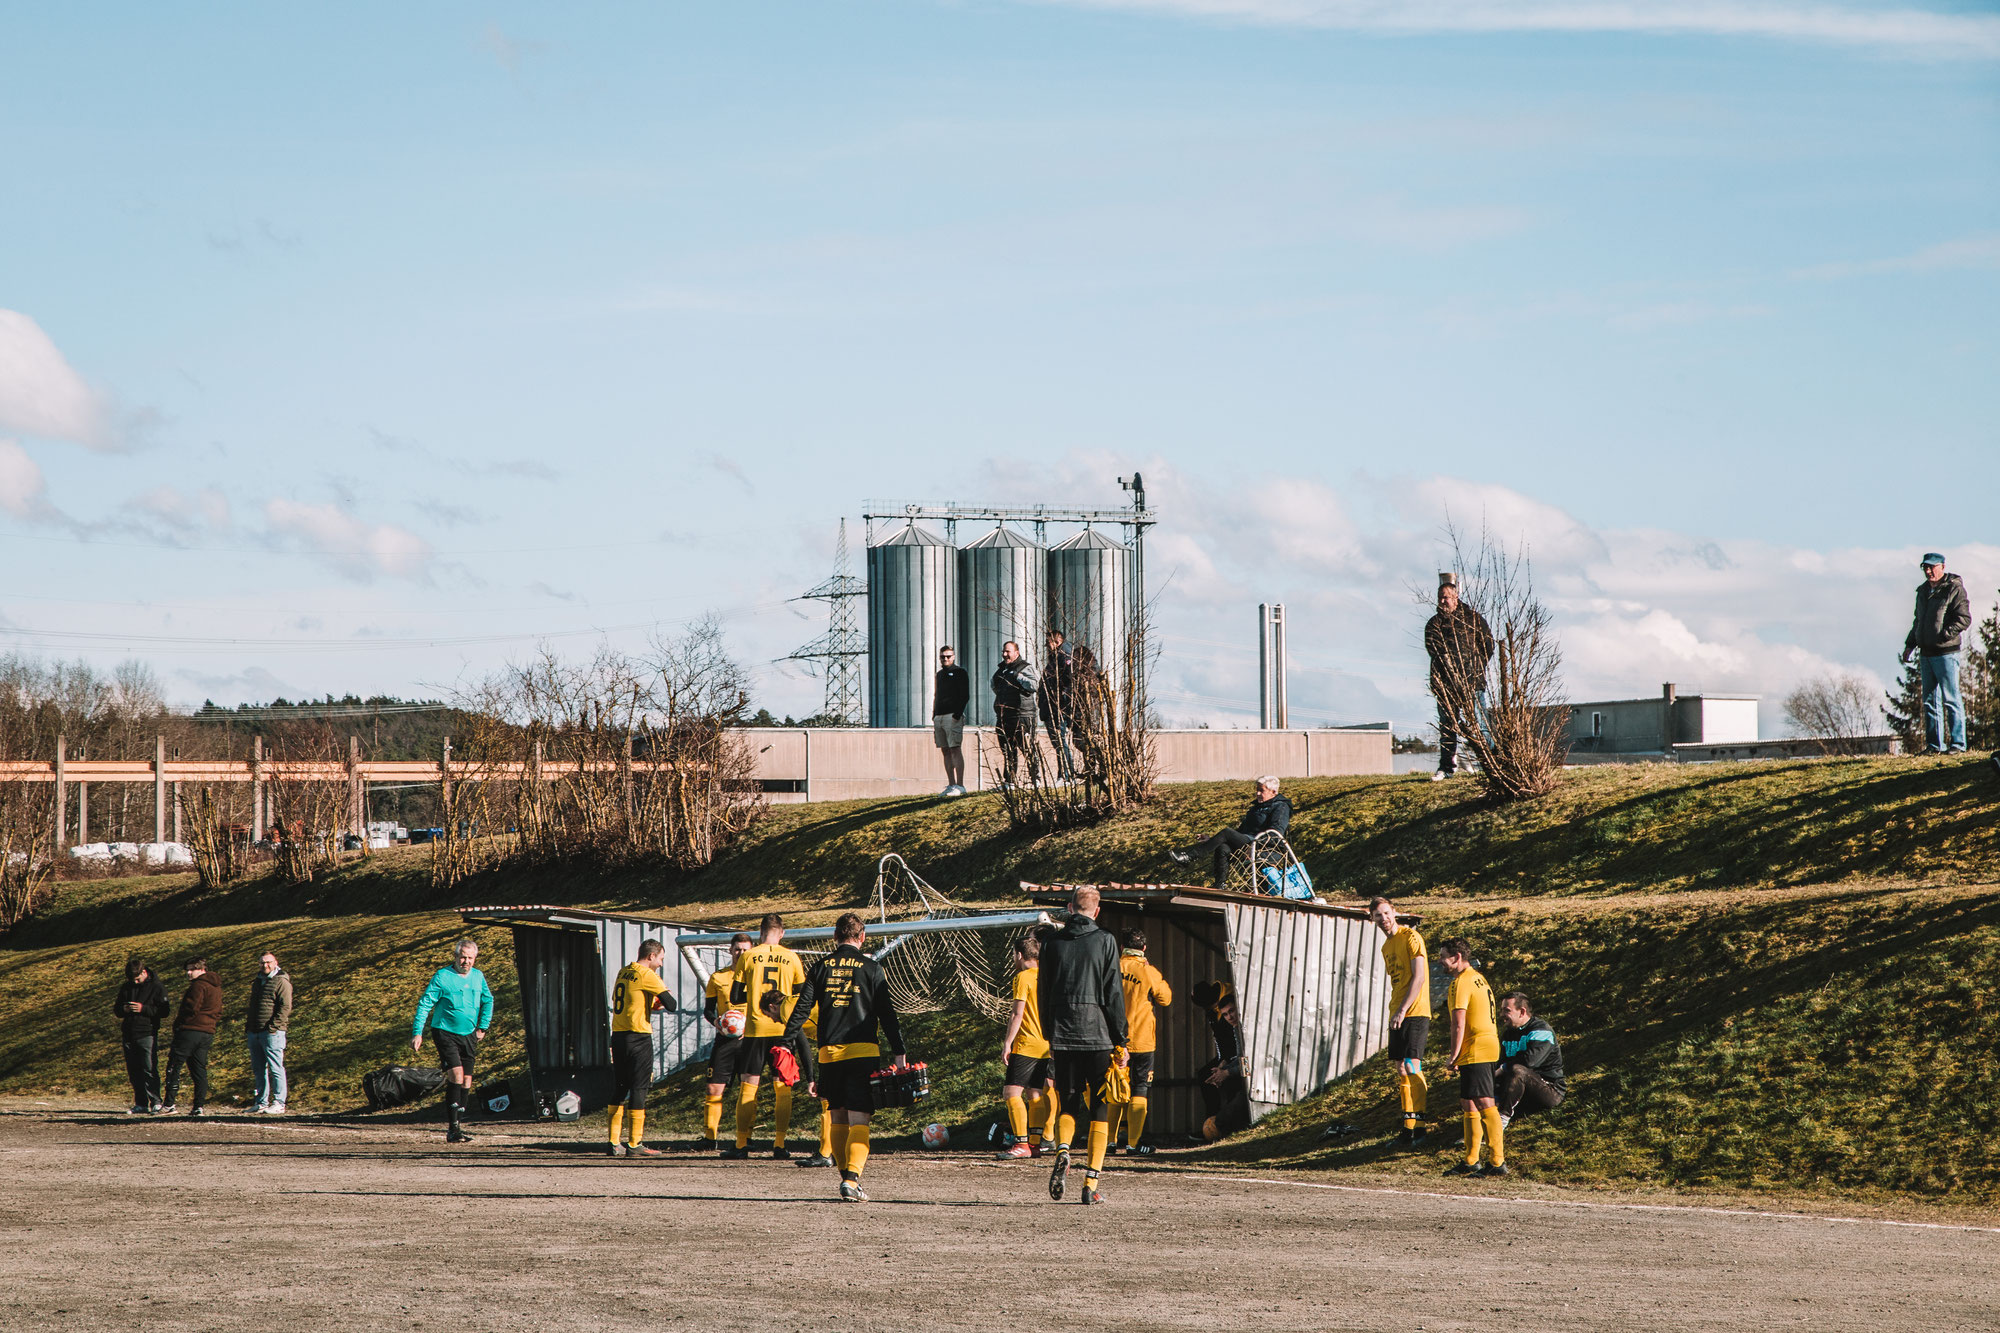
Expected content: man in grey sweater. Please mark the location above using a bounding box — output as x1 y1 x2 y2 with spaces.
246 950 294 1114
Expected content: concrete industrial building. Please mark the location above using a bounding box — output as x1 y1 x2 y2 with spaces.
1562 683 1759 759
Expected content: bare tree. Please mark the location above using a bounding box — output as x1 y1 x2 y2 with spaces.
264 725 347 885
176 785 238 889
1784 672 1878 755
1430 520 1568 801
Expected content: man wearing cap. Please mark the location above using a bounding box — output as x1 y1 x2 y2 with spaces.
1903 553 1971 755
1425 574 1495 782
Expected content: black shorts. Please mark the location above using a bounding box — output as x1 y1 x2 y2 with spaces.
708 1033 749 1084
817 1056 881 1113
1003 1052 1052 1090
1051 1049 1113 1105
1388 1017 1431 1063
611 1031 654 1109
739 1035 786 1077
1458 1061 1496 1101
1127 1050 1155 1094
432 1030 478 1077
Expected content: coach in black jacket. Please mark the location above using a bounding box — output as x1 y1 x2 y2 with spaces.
1037 886 1128 1203
113 960 170 1112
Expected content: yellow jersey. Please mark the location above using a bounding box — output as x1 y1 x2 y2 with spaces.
1119 953 1173 1054
1447 966 1500 1065
1381 926 1433 1020
705 968 743 1025
1009 968 1049 1059
733 942 807 1039
611 962 670 1034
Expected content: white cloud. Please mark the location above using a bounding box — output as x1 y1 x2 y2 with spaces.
128 484 232 534
0 439 50 518
1049 1 2000 57
0 310 111 448
262 499 436 584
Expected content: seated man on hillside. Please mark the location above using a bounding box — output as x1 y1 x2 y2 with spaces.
1494 991 1565 1128
1167 777 1292 885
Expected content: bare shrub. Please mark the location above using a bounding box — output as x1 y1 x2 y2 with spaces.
992 611 1157 830
265 726 347 885
1784 672 1878 755
176 785 238 889
1431 520 1568 801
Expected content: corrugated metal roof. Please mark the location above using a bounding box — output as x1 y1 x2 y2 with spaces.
459 904 708 930
1020 880 1390 923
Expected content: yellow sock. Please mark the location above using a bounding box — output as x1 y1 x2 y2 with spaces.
703 1092 724 1139
736 1084 757 1149
1005 1094 1029 1139
830 1120 851 1169
1126 1096 1149 1148
628 1108 645 1145
1412 1069 1429 1114
1086 1118 1110 1173
818 1103 833 1158
608 1105 626 1145
845 1123 871 1178
1026 1090 1046 1130
1481 1106 1505 1166
774 1084 793 1149
1397 1072 1417 1125
1040 1091 1061 1144
1057 1112 1076 1149
1464 1110 1483 1167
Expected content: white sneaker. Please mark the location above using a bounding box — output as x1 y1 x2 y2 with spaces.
262 1103 286 1115
1430 771 1447 782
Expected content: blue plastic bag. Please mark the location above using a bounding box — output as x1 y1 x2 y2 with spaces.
1260 863 1315 900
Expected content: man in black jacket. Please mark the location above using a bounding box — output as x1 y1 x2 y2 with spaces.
1192 980 1252 1140
1036 886 1128 1205
781 913 907 1204
1494 992 1565 1127
1168 777 1293 885
932 645 971 794
992 641 1040 786
113 960 170 1113
1903 553 1973 755
1425 573 1495 780
1040 630 1077 781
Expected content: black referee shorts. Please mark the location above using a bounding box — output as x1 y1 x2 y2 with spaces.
611 1031 654 1110
1051 1049 1114 1122
1388 1017 1431 1063
432 1030 478 1078
1003 1052 1052 1090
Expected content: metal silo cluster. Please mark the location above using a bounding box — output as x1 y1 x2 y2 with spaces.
866 521 1132 728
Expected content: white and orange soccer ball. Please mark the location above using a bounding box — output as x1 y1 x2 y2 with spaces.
718 1009 746 1038
921 1122 949 1148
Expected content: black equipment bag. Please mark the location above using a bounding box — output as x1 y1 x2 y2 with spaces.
362 1065 446 1111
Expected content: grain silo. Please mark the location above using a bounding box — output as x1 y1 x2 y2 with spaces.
1046 528 1131 699
958 525 1044 726
867 523 956 728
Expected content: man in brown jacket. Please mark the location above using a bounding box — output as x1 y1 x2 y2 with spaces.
1424 573 1494 781
160 957 223 1116
246 951 293 1114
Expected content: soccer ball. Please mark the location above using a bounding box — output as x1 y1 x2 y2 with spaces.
921 1122 949 1148
718 1009 746 1038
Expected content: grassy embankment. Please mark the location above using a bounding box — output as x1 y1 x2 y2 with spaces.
2 754 1995 1203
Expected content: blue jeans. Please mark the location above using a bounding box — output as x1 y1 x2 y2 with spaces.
248 1031 288 1106
1919 652 1967 752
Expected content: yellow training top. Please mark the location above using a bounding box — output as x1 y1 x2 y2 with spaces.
733 942 807 1039
1381 926 1433 1020
1119 952 1173 1054
1447 966 1500 1065
611 962 670 1034
705 968 742 1024
1009 968 1049 1059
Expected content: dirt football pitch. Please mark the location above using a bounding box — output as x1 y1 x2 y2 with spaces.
4 1102 1995 1331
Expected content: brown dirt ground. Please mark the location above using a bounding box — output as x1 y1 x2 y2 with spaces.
3 1100 1996 1332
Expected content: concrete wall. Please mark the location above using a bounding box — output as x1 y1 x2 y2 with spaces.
736 725 1393 803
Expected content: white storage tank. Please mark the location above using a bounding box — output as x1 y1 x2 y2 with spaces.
958 525 1045 726
867 523 957 728
1046 528 1131 705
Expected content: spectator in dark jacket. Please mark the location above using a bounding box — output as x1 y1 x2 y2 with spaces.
246 951 294 1114
161 957 223 1116
1039 630 1078 781
932 646 971 795
113 960 170 1113
1494 992 1565 1127
1036 886 1128 1204
1192 980 1252 1140
991 641 1040 786
1903 553 1973 755
1168 777 1293 885
1425 573 1495 780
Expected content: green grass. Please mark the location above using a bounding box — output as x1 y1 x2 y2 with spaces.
4 754 1998 1201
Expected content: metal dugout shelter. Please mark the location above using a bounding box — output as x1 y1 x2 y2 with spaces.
1022 883 1398 1137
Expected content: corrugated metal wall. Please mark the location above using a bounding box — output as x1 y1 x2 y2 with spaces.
1225 902 1391 1116
511 925 610 1072
595 920 731 1080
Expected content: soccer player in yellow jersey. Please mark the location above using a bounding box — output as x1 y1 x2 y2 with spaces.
607 940 674 1159
996 934 1056 1159
1111 927 1172 1155
700 933 752 1151
725 913 806 1160
1439 937 1506 1178
1368 896 1433 1146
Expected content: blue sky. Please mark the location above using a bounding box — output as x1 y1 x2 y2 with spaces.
2 1 1995 731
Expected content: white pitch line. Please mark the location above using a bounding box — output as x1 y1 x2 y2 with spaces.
1185 1173 2000 1236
